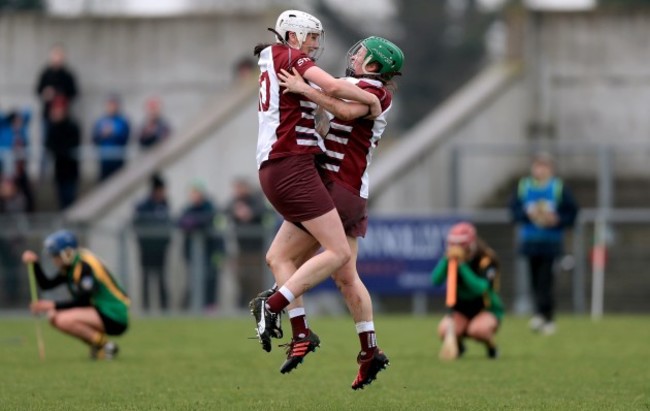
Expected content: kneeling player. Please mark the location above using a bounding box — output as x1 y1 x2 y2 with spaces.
431 222 504 359
22 230 130 359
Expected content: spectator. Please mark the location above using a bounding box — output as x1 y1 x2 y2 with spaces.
34 44 78 143
224 177 269 308
45 97 80 210
92 94 130 181
177 180 221 310
0 176 27 214
138 97 170 150
0 176 27 307
509 152 579 335
0 108 30 166
133 175 171 312
0 108 34 212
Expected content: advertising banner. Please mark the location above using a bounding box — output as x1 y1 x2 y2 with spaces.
315 217 461 295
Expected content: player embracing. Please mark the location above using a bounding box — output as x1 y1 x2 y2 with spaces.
250 10 381 353
261 36 404 389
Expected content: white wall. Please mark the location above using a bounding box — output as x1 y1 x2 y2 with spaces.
531 12 650 176
370 63 528 213
0 13 271 179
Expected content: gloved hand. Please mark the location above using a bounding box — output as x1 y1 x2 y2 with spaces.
22 250 39 264
30 300 54 314
446 245 466 261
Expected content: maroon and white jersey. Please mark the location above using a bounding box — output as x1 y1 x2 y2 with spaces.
256 44 325 169
319 78 392 199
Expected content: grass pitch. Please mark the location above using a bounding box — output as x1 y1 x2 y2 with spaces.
0 315 648 410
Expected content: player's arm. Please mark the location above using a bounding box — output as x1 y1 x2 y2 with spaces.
431 258 449 286
457 264 490 297
55 264 94 310
477 255 499 290
508 185 531 224
278 68 369 121
22 251 66 290
33 262 66 290
301 66 381 118
557 186 579 228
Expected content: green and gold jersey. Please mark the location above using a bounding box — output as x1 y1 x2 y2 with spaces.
63 249 130 325
431 252 504 321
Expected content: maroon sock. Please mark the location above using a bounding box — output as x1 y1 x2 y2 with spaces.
359 331 377 359
290 315 309 339
266 291 290 313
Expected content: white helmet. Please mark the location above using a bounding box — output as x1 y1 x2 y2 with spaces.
274 10 325 60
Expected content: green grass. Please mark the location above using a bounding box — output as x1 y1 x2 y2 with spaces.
0 315 649 410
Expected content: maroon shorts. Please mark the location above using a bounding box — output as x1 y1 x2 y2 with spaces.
322 173 368 238
259 155 335 223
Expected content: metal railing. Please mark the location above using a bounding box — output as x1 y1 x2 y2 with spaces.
1 208 649 316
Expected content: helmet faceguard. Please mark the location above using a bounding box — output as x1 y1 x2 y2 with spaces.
44 229 78 265
446 222 477 254
274 10 325 61
345 36 404 81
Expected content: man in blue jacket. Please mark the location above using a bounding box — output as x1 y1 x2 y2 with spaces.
92 94 130 181
509 152 579 335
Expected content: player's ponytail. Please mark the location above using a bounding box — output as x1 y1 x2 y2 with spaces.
254 43 272 57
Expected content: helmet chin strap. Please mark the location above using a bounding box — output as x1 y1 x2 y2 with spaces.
268 28 289 46
348 55 380 78
361 55 375 75
60 248 76 265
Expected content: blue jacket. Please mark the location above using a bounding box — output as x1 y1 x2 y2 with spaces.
92 114 130 161
0 110 30 149
509 177 579 257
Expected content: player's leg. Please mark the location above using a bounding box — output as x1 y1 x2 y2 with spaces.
537 255 556 334
465 311 499 358
251 221 321 353
528 255 545 331
258 221 324 371
49 307 120 359
141 261 150 311
265 209 350 313
332 238 390 390
273 236 323 373
255 156 350 347
155 257 169 311
437 311 469 357
437 311 469 340
49 307 105 343
265 221 320 288
332 238 373 323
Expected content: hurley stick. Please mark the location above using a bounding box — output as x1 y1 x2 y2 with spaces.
27 263 46 360
439 258 458 361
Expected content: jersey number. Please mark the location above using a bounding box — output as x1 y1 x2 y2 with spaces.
259 71 271 112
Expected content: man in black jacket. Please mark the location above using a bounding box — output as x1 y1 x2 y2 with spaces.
45 97 80 209
35 44 78 127
133 175 172 311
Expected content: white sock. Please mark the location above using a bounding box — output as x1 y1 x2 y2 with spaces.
288 307 306 318
355 321 375 334
278 286 295 304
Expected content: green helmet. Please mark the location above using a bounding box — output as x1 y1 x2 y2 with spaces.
345 36 404 80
